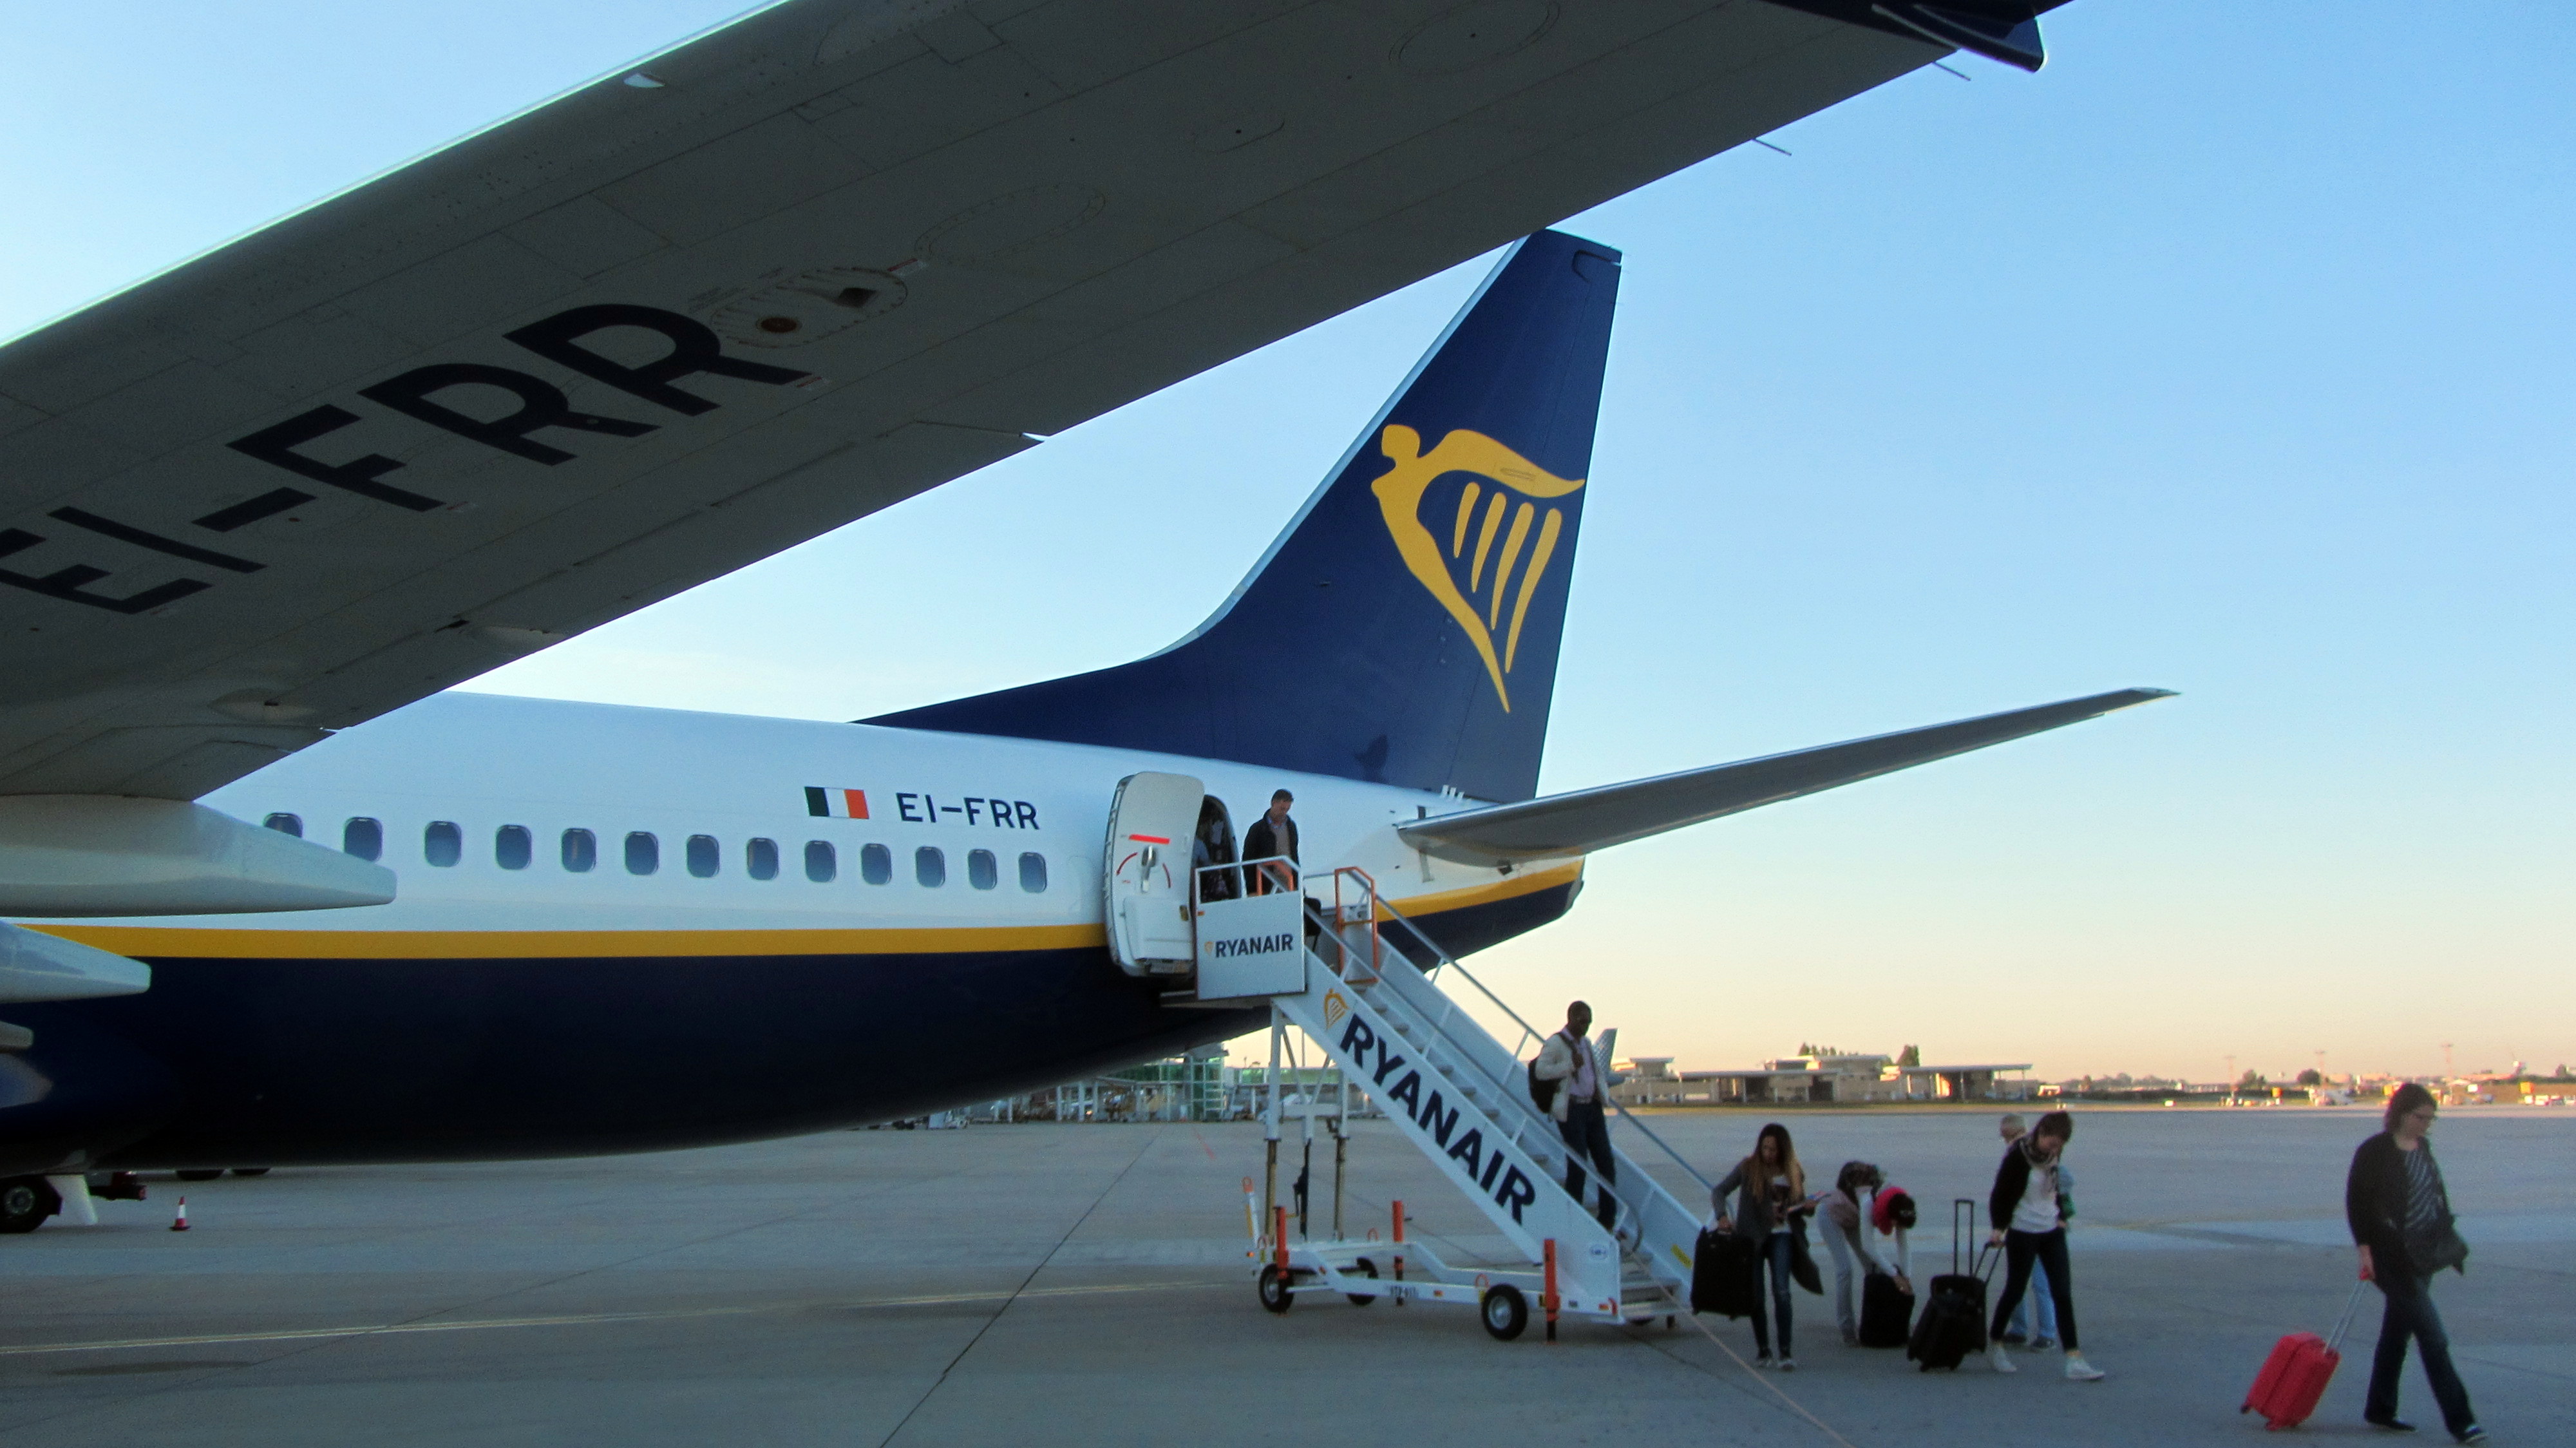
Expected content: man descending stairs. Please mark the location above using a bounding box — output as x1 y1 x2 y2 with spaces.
1532 1000 1622 1235
1245 869 1706 1331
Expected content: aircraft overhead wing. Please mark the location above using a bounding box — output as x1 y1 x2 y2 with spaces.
0 0 2046 802
1397 687 2168 866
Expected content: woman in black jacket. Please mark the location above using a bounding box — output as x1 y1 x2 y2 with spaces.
1984 1110 2102 1380
2347 1083 2482 1442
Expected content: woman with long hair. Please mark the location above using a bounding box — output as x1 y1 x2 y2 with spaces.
1985 1110 2103 1381
1712 1122 1821 1368
2347 1083 2482 1442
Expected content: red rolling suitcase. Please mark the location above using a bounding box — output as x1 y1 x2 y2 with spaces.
2242 1281 2369 1430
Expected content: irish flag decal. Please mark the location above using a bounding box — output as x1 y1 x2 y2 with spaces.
804 787 869 819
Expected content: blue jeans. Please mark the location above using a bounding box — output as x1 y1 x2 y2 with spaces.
1748 1231 1795 1357
2007 1259 2058 1340
2367 1273 2476 1435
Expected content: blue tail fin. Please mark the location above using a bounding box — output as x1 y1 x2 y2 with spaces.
867 231 1620 802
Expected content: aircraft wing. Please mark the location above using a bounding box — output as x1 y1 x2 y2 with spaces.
1397 687 2169 866
0 0 2032 802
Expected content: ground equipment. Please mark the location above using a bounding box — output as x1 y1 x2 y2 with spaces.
1217 865 1708 1340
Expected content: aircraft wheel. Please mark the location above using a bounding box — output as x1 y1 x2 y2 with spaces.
1256 1264 1295 1315
1347 1257 1380 1306
231 1168 271 1177
0 1176 61 1234
1481 1284 1529 1341
175 1169 223 1181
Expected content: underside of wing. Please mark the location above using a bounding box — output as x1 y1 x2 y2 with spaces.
0 0 2047 801
1397 687 2169 866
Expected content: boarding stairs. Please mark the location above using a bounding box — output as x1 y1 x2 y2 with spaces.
1192 862 1710 1337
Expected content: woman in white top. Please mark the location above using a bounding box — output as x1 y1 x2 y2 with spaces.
1984 1110 2102 1380
1818 1162 1913 1344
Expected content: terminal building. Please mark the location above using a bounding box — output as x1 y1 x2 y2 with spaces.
1613 1053 2035 1106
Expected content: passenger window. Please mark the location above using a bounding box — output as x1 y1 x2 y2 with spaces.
263 813 302 837
342 817 382 861
562 828 596 873
746 837 779 881
1018 852 1048 893
686 834 719 879
860 843 892 885
625 832 659 875
495 825 532 871
916 846 946 888
804 840 837 883
967 848 998 890
424 821 462 867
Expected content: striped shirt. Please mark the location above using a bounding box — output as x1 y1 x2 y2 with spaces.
2401 1144 2445 1234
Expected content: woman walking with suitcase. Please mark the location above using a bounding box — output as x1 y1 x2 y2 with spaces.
2347 1083 2483 1442
1713 1123 1820 1369
1984 1110 2104 1381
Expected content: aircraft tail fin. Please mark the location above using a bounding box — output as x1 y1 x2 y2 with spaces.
866 231 1620 802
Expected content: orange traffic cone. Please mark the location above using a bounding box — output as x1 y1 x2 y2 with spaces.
169 1196 189 1232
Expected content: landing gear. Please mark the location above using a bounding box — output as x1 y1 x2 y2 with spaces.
0 1176 61 1234
1481 1284 1529 1342
1256 1264 1296 1314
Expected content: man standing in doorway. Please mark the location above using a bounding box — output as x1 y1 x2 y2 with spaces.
1537 1000 1624 1234
1242 789 1299 895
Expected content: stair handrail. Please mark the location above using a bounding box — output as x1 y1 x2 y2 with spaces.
1350 869 1716 1196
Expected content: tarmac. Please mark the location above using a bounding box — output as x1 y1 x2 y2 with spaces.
1 1106 2569 1446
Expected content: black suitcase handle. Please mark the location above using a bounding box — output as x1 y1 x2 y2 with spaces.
1954 1197 2006 1283
1952 1197 1980 1275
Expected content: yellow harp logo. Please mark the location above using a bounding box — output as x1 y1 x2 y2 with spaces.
1370 424 1584 711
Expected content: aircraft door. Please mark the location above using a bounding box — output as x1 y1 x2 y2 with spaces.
1103 771 1204 975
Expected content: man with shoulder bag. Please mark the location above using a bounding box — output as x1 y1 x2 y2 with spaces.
1531 1000 1624 1234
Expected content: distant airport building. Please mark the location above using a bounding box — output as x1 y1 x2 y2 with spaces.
1614 1052 2034 1105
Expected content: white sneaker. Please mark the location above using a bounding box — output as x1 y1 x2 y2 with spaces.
2064 1354 2105 1382
1989 1344 2017 1374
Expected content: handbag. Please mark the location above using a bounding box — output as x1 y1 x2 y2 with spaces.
2407 1216 2469 1275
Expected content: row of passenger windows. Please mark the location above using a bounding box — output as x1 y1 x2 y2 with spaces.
265 814 1048 893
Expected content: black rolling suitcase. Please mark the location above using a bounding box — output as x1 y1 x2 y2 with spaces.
1860 1271 1914 1348
1690 1226 1759 1319
1907 1198 1997 1371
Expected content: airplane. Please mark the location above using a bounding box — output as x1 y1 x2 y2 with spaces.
0 1 2094 1227
0 220 2160 1230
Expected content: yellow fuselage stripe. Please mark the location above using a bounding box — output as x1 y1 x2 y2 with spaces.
30 864 1581 960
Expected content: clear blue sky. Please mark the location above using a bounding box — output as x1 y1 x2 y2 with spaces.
7 3 2570 1083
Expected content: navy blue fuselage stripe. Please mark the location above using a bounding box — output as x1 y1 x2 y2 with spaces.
862 230 1620 804
0 883 1575 1175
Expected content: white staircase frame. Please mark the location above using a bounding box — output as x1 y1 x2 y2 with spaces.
1233 866 1713 1330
